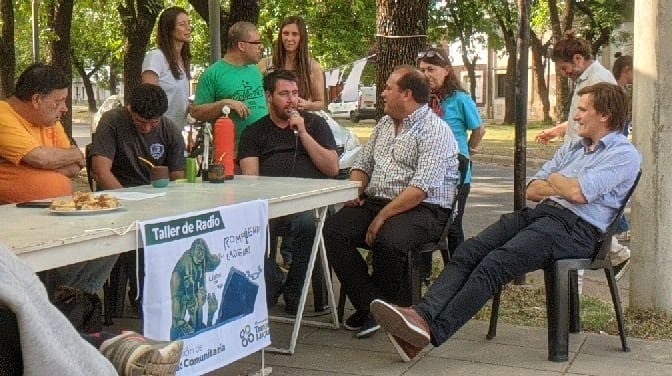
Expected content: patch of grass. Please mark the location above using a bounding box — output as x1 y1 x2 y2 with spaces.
342 119 559 161
470 284 672 341
72 104 94 125
427 257 672 340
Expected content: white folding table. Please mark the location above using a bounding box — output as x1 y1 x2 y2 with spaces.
2 176 359 355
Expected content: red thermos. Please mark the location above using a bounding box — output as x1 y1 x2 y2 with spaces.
213 106 236 178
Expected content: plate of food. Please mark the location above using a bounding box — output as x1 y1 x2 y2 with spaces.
48 192 122 215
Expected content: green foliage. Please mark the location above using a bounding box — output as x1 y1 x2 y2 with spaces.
530 0 633 52
258 0 376 71
71 1 124 89
429 0 499 54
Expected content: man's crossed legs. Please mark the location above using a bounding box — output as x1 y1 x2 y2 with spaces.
370 204 600 361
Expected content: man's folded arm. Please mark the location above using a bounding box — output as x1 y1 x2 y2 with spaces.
22 146 84 170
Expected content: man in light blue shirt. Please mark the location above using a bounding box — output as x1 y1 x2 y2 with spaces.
369 82 640 362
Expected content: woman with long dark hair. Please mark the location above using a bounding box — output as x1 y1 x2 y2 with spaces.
142 6 192 131
258 16 325 111
417 47 486 259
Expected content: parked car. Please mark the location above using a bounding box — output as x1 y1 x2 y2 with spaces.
327 101 357 119
313 110 363 179
349 108 377 123
349 85 377 123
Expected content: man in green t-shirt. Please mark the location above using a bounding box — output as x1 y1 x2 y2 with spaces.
191 21 269 141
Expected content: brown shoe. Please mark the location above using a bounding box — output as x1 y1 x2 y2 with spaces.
370 299 430 348
387 333 422 362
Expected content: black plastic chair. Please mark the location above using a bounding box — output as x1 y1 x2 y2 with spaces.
486 170 641 362
336 155 469 319
85 143 96 192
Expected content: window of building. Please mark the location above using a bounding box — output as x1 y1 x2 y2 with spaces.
496 74 506 98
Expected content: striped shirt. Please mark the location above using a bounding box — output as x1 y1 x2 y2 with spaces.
353 105 460 208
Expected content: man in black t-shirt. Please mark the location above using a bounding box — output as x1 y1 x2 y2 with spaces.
89 84 186 315
90 84 185 189
238 70 338 315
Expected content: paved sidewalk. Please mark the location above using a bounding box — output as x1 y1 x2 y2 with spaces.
214 319 672 376
112 161 670 375
205 161 670 375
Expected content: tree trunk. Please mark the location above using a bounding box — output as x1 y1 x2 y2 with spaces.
118 0 163 104
0 0 15 99
73 61 98 113
491 2 517 124
530 30 551 123
375 0 430 119
109 58 120 95
47 0 74 138
548 0 573 121
189 0 260 55
222 0 260 49
459 44 478 103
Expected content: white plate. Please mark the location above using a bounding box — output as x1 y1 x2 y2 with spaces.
48 206 123 215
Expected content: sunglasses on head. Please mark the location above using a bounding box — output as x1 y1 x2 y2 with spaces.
417 49 447 63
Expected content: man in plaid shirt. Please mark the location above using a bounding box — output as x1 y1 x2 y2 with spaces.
324 66 459 339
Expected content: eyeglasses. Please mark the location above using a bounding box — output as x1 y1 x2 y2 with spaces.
417 49 447 63
241 40 264 45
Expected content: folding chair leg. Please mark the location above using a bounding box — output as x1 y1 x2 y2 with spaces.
604 268 631 352
486 290 501 340
544 263 570 362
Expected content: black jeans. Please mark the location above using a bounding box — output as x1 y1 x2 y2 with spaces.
414 202 600 346
324 197 449 312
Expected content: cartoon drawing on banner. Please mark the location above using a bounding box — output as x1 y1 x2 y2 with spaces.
216 268 259 325
170 238 221 340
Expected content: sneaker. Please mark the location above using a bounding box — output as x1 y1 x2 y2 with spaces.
343 310 370 331
387 333 422 362
355 315 380 339
613 259 631 281
370 299 430 348
100 331 183 376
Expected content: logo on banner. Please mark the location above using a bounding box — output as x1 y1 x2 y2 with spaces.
240 325 254 347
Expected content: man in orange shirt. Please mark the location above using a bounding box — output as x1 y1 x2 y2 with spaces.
0 63 117 305
0 63 85 204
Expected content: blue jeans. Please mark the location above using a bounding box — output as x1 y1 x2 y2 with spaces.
414 203 599 346
267 211 316 306
615 214 629 234
41 255 119 296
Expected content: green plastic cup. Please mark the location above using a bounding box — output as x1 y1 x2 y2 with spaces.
186 157 197 183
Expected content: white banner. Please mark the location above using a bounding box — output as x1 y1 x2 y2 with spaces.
139 200 269 375
325 68 341 87
341 58 368 102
